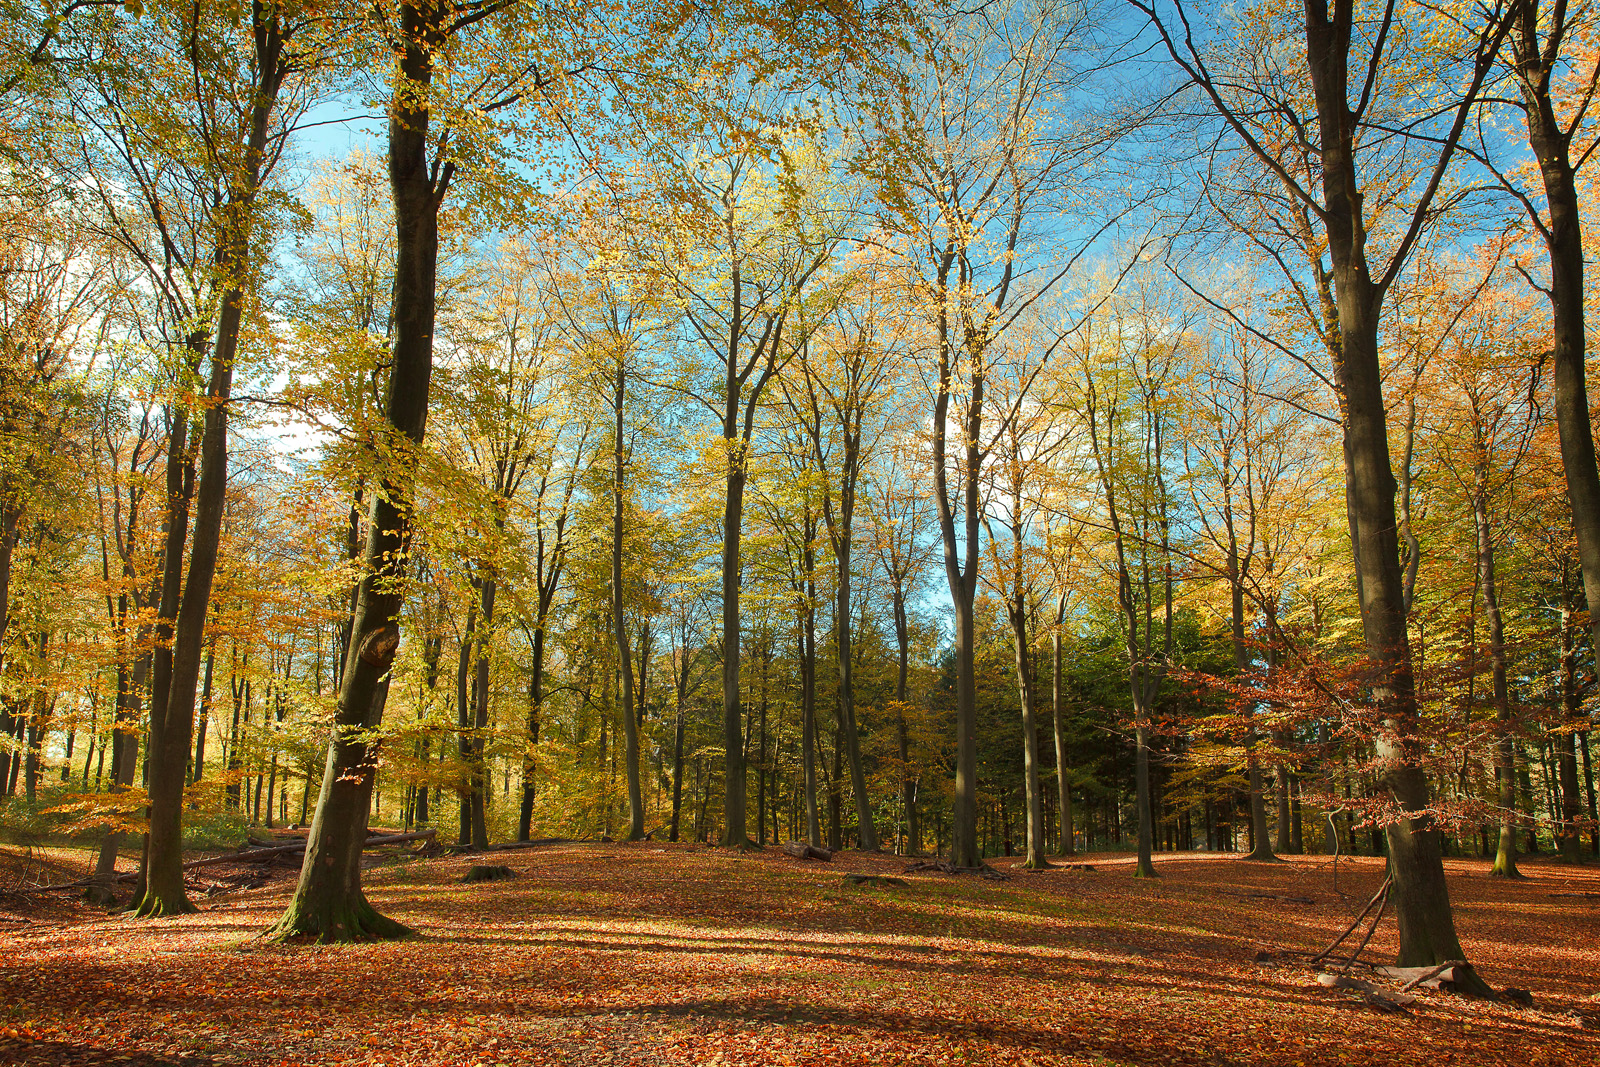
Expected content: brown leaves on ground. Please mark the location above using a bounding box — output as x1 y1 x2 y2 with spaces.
0 845 1596 1066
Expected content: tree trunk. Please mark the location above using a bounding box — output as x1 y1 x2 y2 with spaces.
191 647 213 784
1512 1 1600 677
267 1 446 941
518 626 544 840
1479 489 1520 878
801 599 822 847
829 500 877 852
613 364 644 841
669 690 686 842
720 458 749 847
457 604 477 847
134 10 289 918
1008 593 1048 868
1052 633 1074 857
469 580 493 851
894 582 919 853
1302 0 1478 971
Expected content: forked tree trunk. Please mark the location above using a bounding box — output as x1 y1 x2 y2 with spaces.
1301 0 1488 973
136 15 289 917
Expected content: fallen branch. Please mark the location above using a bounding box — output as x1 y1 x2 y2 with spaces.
1312 875 1390 965
1380 960 1465 993
1316 972 1415 1012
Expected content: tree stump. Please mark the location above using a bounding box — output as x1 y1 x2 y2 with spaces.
844 873 907 888
461 865 516 883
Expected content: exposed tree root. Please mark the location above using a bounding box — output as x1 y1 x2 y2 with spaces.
263 894 413 944
129 891 198 919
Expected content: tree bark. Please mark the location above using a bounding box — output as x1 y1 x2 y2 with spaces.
1304 0 1482 969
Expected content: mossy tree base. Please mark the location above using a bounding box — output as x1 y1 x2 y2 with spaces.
129 888 198 918
1134 861 1159 879
1241 850 1285 863
264 892 412 944
1020 856 1053 870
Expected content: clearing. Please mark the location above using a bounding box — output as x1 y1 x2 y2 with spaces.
0 844 1596 1066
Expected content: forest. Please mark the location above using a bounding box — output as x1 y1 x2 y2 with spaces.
1 0 1599 1061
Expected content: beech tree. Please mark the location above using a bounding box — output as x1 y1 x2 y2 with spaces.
1134 0 1513 971
871 0 1124 868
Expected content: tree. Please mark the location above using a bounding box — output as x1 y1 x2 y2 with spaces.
269 0 557 940
1134 0 1512 971
643 100 845 848
871 0 1122 868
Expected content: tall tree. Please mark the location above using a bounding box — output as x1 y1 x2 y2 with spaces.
1134 0 1512 970
872 0 1120 867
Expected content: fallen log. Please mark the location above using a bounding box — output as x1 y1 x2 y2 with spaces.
1549 891 1600 899
35 829 437 891
783 841 833 861
902 860 1010 882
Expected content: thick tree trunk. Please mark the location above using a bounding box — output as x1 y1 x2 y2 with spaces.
267 1 445 941
1302 0 1476 972
135 325 236 917
1513 2 1600 674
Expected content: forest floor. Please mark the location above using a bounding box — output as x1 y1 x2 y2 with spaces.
0 841 1596 1067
